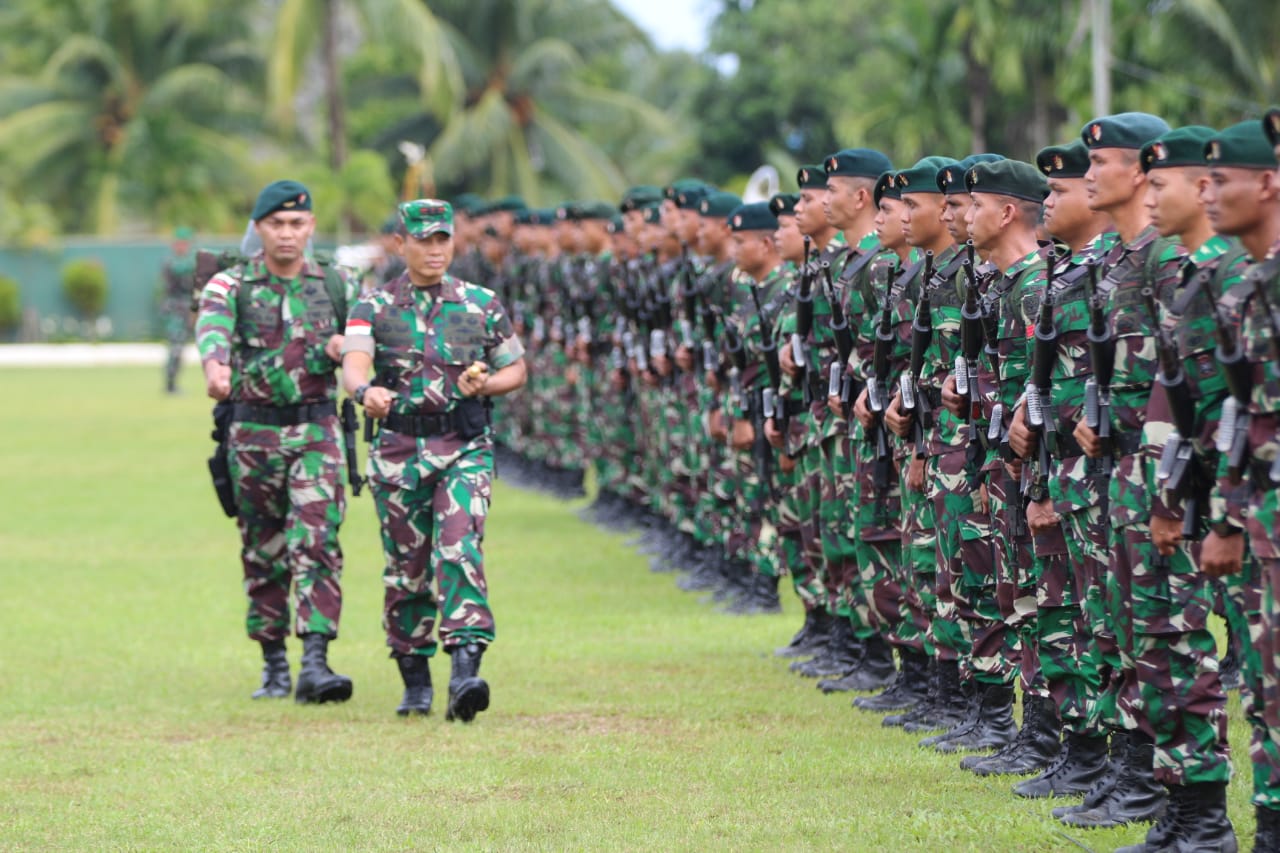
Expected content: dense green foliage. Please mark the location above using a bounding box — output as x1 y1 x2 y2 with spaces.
0 275 21 331
0 365 1258 849
59 258 108 318
0 0 1275 235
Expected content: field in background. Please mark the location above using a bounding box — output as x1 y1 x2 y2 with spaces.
0 366 1256 850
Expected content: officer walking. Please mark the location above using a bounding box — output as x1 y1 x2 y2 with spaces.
341 199 527 722
196 180 357 704
160 226 197 394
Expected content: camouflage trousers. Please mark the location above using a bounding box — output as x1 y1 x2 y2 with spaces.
851 429 905 642
777 459 823 610
371 442 495 657
1224 557 1280 809
1033 520 1095 714
964 469 1021 687
925 450 991 667
1105 526 1230 785
161 306 190 389
898 462 938 657
796 440 828 612
228 419 345 642
815 436 872 635
1056 500 1109 735
731 447 779 578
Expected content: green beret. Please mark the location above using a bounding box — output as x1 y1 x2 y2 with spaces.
399 198 454 238
1265 108 1280 148
1036 140 1091 178
620 185 663 213
727 202 778 232
1141 126 1217 172
700 190 743 218
555 203 582 222
513 209 533 226
824 148 893 179
606 214 625 234
251 180 312 221
1082 112 1170 150
490 195 527 213
379 214 400 235
938 154 1005 194
664 178 707 201
578 201 617 221
675 186 710 210
173 225 194 241
896 157 958 194
796 165 827 190
873 171 901 205
531 208 558 226
965 159 1048 202
451 192 482 215
1205 120 1280 169
769 192 800 217
640 202 663 224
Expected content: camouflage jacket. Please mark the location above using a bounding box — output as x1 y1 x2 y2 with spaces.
196 253 358 405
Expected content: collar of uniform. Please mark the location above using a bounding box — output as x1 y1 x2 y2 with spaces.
824 233 848 253
1124 224 1160 252
1188 234 1234 267
402 272 463 303
853 230 879 253
241 252 324 283
1003 246 1043 278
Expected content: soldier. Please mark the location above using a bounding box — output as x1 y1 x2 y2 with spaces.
160 226 197 394
1199 115 1280 852
196 180 357 704
341 199 527 721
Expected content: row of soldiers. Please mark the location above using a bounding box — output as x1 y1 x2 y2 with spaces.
453 109 1280 852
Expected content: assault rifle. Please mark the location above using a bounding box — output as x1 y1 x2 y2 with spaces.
901 251 934 455
1025 257 1059 488
1204 269 1255 485
868 263 900 512
956 252 983 432
1082 262 1115 486
207 401 237 517
823 260 857 418
750 280 785 434
792 237 815 404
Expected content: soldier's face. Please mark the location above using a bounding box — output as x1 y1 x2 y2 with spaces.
875 199 906 250
660 199 680 231
942 195 972 243
964 193 1003 254
795 189 830 237
678 209 702 245
1085 148 1143 212
901 194 945 247
773 216 806 263
1144 168 1207 239
1043 178 1087 239
1204 166 1273 237
697 218 727 255
730 231 764 272
824 177 863 228
623 209 645 239
399 231 454 285
255 212 315 266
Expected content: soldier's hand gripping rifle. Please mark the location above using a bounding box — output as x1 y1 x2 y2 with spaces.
341 397 365 497
678 245 698 356
902 251 935 456
1082 263 1116 484
750 280 785 429
725 323 748 420
823 261 857 419
1206 269 1257 485
793 236 815 404
1025 258 1059 490
1142 286 1203 538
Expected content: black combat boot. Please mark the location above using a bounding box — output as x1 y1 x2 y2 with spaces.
446 643 491 723
726 573 781 615
775 609 831 658
818 634 896 693
1014 729 1110 800
565 468 586 499
1060 731 1165 828
1220 633 1243 692
797 618 863 678
1115 780 1236 853
906 662 972 734
883 658 939 727
677 548 727 592
932 682 1017 754
394 654 433 716
1047 732 1122 813
294 634 354 704
964 693 1061 775
857 648 929 712
1254 805 1280 853
251 639 291 699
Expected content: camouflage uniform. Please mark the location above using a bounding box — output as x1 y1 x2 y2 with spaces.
196 254 358 641
161 248 197 392
343 271 525 656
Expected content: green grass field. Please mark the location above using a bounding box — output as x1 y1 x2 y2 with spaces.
0 365 1258 851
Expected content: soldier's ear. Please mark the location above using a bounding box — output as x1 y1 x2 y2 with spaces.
1260 168 1280 203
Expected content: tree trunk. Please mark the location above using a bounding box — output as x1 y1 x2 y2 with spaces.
965 39 989 155
322 0 346 171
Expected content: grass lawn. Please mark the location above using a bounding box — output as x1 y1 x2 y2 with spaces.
0 365 1257 851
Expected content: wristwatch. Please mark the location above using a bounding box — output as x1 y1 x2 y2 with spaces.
353 383 370 405
1209 520 1242 537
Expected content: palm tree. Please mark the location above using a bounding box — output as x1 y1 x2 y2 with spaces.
418 0 685 203
265 0 462 170
0 0 262 233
